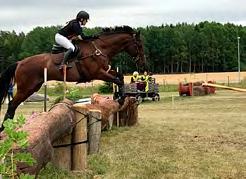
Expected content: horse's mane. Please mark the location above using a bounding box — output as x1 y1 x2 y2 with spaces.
100 26 135 35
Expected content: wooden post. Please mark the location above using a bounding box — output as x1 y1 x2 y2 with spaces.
108 114 114 130
71 104 88 170
44 68 47 112
63 65 67 99
116 67 119 127
88 109 102 154
52 134 72 170
172 95 175 108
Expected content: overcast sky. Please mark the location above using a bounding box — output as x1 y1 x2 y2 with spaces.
1 0 246 33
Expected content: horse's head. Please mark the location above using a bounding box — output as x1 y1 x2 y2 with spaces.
124 31 146 70
99 26 146 71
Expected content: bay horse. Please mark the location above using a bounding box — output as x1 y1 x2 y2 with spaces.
0 26 145 132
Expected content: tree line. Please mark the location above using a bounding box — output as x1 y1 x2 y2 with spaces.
0 21 245 74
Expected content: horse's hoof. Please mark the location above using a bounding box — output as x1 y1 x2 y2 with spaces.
117 97 125 105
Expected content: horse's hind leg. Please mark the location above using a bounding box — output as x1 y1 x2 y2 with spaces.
0 92 27 132
0 81 43 132
4 91 29 120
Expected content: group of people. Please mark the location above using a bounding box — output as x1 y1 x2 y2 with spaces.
130 71 152 92
130 71 152 83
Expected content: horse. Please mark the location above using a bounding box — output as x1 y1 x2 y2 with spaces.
0 26 146 132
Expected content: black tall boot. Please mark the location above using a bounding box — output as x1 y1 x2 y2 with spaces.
59 48 73 69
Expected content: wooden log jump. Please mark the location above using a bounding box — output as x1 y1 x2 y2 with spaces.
0 99 76 176
179 81 216 96
0 93 139 176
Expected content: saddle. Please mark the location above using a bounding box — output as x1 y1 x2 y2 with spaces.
51 44 66 54
51 43 81 62
51 44 86 81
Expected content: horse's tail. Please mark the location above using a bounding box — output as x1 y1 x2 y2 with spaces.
0 63 18 107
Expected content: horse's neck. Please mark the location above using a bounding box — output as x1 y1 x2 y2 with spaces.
101 35 131 58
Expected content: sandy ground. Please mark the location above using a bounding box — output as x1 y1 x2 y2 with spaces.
47 71 246 87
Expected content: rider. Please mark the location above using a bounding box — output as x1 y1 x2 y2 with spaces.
55 10 91 69
130 71 140 83
141 71 151 92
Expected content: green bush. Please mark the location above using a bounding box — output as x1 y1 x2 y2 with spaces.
66 87 83 101
98 82 113 94
0 115 36 178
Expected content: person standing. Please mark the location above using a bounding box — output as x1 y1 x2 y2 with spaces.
7 79 14 102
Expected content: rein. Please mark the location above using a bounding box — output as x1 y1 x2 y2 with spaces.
78 41 107 61
74 40 110 81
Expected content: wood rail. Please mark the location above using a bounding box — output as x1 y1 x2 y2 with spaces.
202 83 246 92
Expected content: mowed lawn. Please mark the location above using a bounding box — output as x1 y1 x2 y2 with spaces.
1 90 246 178
94 90 246 179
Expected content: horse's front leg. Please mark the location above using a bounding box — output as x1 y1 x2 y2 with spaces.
97 69 125 98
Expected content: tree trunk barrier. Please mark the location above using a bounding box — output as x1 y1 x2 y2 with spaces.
113 96 139 127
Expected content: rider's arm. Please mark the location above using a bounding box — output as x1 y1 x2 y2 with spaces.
79 32 94 40
72 22 88 40
72 23 97 40
74 33 95 41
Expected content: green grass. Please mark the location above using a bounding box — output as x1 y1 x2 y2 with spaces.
38 82 100 97
158 84 178 92
92 91 246 178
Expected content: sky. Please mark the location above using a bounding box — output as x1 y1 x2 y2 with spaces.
0 0 246 34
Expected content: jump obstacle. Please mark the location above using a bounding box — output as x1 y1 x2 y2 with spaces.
179 81 216 96
202 82 246 92
0 94 138 176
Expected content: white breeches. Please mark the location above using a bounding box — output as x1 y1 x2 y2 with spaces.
55 33 75 51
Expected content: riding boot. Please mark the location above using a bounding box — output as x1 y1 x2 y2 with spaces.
59 48 73 69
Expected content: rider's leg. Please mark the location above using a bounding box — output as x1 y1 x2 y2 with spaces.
55 33 75 68
60 48 73 67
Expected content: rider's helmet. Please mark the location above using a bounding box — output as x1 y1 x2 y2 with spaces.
76 11 90 20
133 71 139 76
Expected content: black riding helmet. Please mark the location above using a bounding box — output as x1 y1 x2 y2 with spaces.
76 11 89 20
